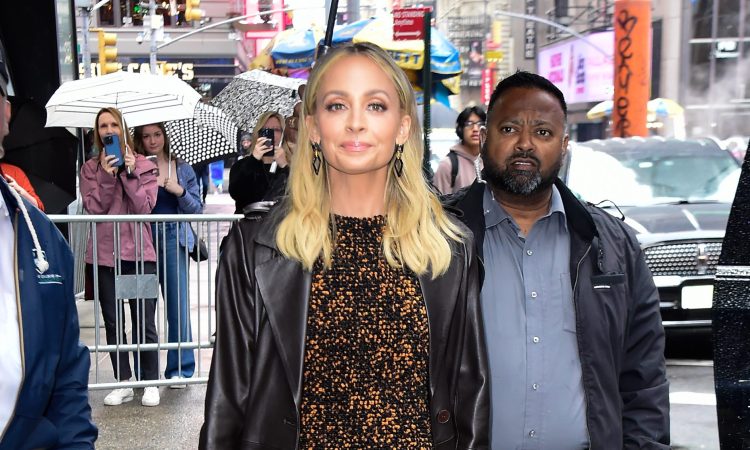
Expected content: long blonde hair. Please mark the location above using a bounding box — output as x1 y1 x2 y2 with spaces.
276 43 462 278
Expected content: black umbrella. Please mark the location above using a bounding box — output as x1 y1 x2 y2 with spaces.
4 97 78 214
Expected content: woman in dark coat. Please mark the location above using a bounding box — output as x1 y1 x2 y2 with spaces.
200 43 489 449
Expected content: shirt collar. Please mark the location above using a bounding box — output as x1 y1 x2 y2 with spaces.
483 183 568 232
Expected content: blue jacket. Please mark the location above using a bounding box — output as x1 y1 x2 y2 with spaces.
171 159 203 250
0 179 98 449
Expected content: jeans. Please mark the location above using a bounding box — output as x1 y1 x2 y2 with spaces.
152 222 195 379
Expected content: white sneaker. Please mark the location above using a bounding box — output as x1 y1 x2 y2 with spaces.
141 387 160 407
169 376 187 389
103 388 134 406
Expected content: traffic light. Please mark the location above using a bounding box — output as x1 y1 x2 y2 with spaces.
97 29 119 75
185 0 204 22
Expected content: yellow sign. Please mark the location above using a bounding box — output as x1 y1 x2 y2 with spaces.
485 50 503 62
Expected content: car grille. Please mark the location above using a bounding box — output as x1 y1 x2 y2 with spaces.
643 242 723 276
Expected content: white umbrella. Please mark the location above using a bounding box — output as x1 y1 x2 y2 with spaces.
164 103 239 167
45 71 202 128
211 69 304 132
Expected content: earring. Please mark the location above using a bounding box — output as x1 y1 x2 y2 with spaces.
393 144 404 177
311 142 322 176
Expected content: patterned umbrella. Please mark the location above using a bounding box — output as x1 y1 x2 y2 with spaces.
163 103 238 166
211 69 305 132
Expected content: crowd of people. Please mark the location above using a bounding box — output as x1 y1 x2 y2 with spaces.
0 41 670 450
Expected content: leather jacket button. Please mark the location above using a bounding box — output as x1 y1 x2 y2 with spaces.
437 409 450 424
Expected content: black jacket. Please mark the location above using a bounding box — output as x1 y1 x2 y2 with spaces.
228 156 289 213
200 207 490 449
446 180 670 449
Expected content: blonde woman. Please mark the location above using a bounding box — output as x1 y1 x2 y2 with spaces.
79 107 160 407
228 111 286 213
200 43 489 449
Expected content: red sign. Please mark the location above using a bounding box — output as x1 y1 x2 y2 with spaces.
481 69 493 105
393 7 430 41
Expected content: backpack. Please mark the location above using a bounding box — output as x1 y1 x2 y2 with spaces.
448 150 459 189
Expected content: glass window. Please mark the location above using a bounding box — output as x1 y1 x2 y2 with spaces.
687 43 712 103
692 0 714 39
566 141 740 206
98 1 115 26
717 0 741 38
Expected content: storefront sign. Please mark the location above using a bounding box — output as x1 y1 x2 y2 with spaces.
446 15 487 89
481 68 493 105
79 61 195 79
524 0 537 59
537 31 614 105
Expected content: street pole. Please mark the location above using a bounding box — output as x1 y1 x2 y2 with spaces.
78 0 113 78
81 8 92 78
422 9 432 181
149 0 158 73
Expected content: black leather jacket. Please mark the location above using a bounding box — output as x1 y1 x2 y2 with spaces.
446 180 670 449
200 207 490 449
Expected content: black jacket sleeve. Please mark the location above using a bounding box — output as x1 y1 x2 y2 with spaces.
199 223 257 448
228 157 270 213
620 238 671 449
455 239 490 449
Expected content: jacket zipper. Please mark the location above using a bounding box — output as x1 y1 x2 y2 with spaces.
0 212 26 443
573 243 593 449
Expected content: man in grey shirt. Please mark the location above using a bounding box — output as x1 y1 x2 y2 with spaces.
447 71 670 449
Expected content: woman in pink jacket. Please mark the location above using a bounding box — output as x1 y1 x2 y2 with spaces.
80 107 161 407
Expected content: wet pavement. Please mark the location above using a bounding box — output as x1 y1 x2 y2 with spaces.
77 191 236 449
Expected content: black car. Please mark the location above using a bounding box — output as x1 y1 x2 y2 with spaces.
560 137 741 332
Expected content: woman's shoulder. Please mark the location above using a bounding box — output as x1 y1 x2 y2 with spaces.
221 206 283 266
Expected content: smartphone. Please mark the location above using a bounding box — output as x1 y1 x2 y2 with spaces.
102 134 124 167
258 128 275 152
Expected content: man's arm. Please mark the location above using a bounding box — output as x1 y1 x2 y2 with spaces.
620 243 670 448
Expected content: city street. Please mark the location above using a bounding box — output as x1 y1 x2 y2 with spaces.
86 342 721 449
1 0 748 449
78 205 721 450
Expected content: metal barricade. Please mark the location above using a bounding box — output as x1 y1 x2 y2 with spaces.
48 213 242 390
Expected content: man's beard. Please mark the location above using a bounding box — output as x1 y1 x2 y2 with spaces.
482 147 562 196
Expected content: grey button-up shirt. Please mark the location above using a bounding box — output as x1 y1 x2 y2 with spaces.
481 184 588 450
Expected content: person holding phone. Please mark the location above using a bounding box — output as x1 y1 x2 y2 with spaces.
134 122 203 388
79 107 162 408
228 111 286 213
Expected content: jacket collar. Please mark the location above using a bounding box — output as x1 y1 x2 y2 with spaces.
0 175 19 211
250 203 455 407
454 179 599 242
553 178 598 242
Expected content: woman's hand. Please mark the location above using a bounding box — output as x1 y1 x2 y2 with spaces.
274 145 288 168
4 174 39 208
99 151 119 176
163 176 185 197
123 145 136 173
251 137 273 161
